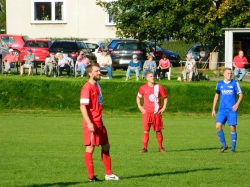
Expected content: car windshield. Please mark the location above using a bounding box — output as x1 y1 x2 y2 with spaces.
114 43 148 50
86 43 98 49
24 41 48 48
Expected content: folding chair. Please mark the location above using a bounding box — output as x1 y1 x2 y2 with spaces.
21 63 34 76
1 60 18 75
100 69 109 79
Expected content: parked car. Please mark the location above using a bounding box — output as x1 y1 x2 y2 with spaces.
48 40 92 62
85 41 105 60
0 34 29 58
107 38 137 52
0 38 9 61
186 44 214 61
19 39 52 63
145 41 180 66
110 41 154 70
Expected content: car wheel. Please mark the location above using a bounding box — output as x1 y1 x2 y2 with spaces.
13 50 20 58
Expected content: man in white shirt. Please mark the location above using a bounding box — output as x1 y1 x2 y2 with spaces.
97 50 112 79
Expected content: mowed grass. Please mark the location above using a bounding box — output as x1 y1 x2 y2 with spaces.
1 114 250 187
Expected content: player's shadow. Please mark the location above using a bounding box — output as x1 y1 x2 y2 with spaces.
124 167 221 179
22 182 84 187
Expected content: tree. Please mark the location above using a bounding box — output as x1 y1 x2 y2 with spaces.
96 0 250 46
0 0 6 33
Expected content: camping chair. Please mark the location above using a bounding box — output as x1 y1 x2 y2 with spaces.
1 60 19 75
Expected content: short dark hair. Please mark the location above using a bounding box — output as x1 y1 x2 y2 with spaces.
161 54 167 59
85 63 100 76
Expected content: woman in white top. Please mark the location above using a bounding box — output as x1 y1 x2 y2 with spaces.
182 54 196 82
57 53 71 77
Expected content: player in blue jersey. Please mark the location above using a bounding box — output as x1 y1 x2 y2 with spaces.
212 67 243 153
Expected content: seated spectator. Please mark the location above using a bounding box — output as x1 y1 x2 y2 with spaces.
233 50 249 81
97 49 112 79
75 50 90 77
57 53 71 78
143 55 156 78
20 48 35 76
156 54 171 80
2 49 18 75
182 54 196 82
125 55 142 81
44 53 57 77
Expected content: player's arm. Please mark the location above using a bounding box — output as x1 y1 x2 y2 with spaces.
136 95 146 114
80 105 95 132
232 93 243 112
212 93 219 117
158 97 168 115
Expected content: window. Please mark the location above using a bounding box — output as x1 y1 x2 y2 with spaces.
1 36 14 44
31 0 66 24
106 13 115 26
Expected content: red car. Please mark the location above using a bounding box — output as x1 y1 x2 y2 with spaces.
0 34 29 58
19 39 52 63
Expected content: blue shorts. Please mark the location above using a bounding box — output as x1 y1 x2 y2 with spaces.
216 109 237 126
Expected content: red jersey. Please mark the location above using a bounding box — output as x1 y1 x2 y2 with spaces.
137 84 168 114
80 82 103 127
233 56 248 68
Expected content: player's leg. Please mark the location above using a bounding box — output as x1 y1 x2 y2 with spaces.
140 113 150 153
156 130 165 152
154 114 165 152
85 145 96 180
228 111 238 152
216 111 228 152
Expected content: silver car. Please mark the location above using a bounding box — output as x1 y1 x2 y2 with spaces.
0 38 9 60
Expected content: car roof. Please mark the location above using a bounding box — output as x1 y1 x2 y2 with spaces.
26 39 51 41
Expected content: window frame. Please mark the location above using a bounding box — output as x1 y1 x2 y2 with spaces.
30 0 67 24
105 13 116 26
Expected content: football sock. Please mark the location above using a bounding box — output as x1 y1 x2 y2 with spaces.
142 133 149 150
156 132 163 149
101 150 112 175
231 131 237 150
84 152 94 179
217 130 226 147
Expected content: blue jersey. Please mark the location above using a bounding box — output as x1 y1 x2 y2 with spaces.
216 79 242 111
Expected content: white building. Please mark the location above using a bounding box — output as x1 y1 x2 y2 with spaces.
6 0 117 40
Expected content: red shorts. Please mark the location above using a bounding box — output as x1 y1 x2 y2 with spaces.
142 112 164 131
83 125 109 146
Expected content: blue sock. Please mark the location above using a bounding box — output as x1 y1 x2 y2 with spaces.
217 130 226 147
231 132 237 151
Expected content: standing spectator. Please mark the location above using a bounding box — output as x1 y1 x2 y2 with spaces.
136 71 168 153
2 49 18 75
233 50 248 81
57 53 71 78
75 50 90 77
143 55 156 78
44 53 57 77
125 55 142 81
80 63 120 182
212 67 243 153
97 49 112 79
20 48 35 76
182 54 196 82
156 54 170 80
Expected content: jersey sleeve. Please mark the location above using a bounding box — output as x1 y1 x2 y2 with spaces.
137 86 144 98
159 85 168 98
235 81 242 94
80 84 90 105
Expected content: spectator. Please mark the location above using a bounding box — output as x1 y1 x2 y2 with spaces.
57 53 71 78
97 49 112 79
156 54 171 80
143 55 156 78
44 53 57 77
2 48 18 75
233 50 248 81
125 55 142 81
182 54 196 82
75 50 90 77
20 48 35 76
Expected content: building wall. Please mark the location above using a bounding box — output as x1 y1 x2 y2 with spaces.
6 0 117 40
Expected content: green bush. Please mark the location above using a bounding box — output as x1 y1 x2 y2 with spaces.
0 79 249 114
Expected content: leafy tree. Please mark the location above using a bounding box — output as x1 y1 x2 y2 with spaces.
96 0 250 46
0 0 6 33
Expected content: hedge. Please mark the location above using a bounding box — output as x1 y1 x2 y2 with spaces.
0 78 249 114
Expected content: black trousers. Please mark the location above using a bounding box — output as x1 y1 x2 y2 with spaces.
59 64 70 76
156 68 169 79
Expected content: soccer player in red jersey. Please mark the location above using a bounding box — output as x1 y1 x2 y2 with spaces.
136 71 168 153
80 64 119 182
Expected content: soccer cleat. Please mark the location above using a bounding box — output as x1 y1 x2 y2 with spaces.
231 150 236 153
105 174 120 181
139 148 148 153
219 145 228 153
159 148 166 152
88 176 102 182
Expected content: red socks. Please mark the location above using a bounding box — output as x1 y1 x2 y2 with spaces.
84 152 94 179
143 133 149 150
101 150 112 175
156 132 163 149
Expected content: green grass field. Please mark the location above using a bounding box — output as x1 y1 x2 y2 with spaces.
1 113 250 187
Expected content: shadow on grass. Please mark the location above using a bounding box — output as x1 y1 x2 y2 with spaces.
23 182 85 187
170 147 219 152
124 167 221 179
